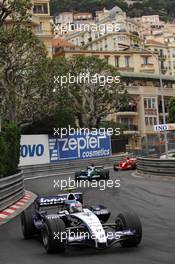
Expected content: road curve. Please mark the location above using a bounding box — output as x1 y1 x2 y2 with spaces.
0 170 175 264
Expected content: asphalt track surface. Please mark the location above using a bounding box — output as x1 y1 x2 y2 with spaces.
0 170 175 264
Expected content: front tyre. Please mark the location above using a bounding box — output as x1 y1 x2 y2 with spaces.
42 218 66 253
115 212 142 247
113 164 118 171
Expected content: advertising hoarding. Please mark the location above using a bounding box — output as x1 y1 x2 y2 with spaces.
19 135 50 166
154 123 175 132
19 133 112 165
48 133 111 162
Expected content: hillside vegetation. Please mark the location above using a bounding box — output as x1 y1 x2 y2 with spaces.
50 0 175 21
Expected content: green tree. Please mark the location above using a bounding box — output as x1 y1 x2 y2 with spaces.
50 0 128 15
0 0 52 125
0 0 32 27
53 56 128 128
21 108 76 134
0 122 20 177
50 0 175 21
0 27 47 123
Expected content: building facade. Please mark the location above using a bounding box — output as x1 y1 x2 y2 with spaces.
3 0 53 57
53 7 175 151
54 6 143 51
32 0 53 57
58 49 175 150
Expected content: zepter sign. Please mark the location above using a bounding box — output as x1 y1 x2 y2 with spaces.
48 133 111 162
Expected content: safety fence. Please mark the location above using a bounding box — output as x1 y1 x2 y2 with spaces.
137 157 175 177
0 171 24 211
0 154 126 211
21 154 126 179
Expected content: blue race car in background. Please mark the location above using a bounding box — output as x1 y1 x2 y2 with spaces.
21 191 142 253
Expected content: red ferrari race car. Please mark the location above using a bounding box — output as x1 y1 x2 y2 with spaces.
113 157 137 171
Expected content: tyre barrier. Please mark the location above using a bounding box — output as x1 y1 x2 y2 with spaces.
21 154 126 179
137 157 175 177
0 171 24 211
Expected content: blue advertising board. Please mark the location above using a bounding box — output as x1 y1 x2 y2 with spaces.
48 133 111 163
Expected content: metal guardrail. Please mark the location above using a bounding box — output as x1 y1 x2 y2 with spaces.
137 157 175 177
21 154 127 179
0 171 24 211
0 155 126 211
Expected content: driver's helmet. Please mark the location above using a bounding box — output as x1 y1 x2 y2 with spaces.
87 163 95 170
65 200 83 213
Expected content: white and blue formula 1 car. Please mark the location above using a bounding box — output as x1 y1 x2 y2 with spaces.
75 165 110 181
21 192 142 253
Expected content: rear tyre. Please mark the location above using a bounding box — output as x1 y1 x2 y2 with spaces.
21 205 37 239
115 212 142 247
100 169 110 180
105 170 110 180
131 163 136 170
42 218 66 253
75 171 81 181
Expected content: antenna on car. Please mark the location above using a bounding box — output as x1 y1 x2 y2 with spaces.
63 187 76 193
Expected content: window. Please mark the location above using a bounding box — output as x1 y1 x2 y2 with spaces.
149 117 153 125
161 61 164 69
144 99 148 108
119 117 133 125
143 56 149 65
104 39 107 49
173 61 175 69
154 117 157 125
33 3 48 14
115 56 120 67
152 98 156 108
145 117 149 125
144 98 156 109
125 56 130 67
148 98 152 108
160 49 163 57
172 49 175 58
36 22 43 33
145 117 157 126
104 56 109 63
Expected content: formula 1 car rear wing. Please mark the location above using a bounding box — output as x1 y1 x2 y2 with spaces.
36 192 83 207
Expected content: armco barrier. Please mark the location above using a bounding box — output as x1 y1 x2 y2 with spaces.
21 154 126 179
0 171 24 211
0 155 126 211
137 157 175 177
